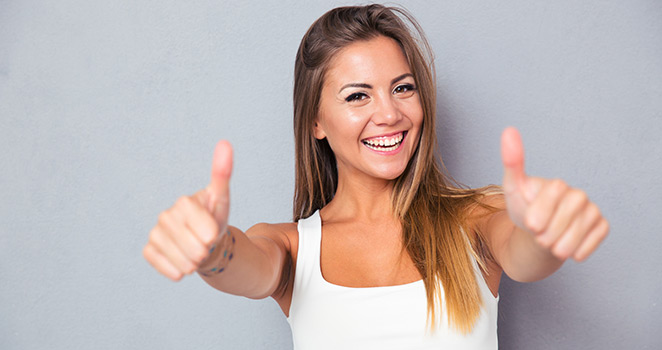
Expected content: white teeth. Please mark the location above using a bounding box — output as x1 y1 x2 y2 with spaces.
364 143 399 152
362 132 405 151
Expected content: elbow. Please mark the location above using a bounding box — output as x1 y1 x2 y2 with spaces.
246 238 290 300
504 260 564 283
242 262 281 300
506 271 548 283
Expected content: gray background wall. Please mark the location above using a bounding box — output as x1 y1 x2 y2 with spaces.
1 0 660 349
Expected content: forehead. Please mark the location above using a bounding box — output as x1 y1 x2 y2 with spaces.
324 36 412 87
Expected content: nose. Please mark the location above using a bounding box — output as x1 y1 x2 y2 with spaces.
371 94 402 126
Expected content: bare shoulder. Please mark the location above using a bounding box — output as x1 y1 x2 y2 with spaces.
244 221 299 313
465 191 507 238
244 221 299 256
464 192 509 296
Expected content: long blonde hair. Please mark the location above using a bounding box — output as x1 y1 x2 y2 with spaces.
292 4 499 333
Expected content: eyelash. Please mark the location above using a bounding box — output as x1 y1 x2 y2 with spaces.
344 84 417 102
394 84 416 94
345 92 367 102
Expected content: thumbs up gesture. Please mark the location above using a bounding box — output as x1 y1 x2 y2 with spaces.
500 128 609 262
143 141 234 281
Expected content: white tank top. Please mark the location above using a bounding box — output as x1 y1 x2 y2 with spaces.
287 211 499 350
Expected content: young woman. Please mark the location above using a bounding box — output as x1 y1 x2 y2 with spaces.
143 5 608 349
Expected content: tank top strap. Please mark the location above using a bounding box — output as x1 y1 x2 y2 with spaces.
293 210 323 294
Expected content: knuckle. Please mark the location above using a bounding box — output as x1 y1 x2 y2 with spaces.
573 251 587 262
551 179 567 193
524 210 542 233
181 196 195 208
193 249 207 264
536 235 553 249
185 246 204 265
586 203 600 221
551 245 565 259
600 220 610 236
586 202 598 215
191 254 204 265
185 262 197 275
175 196 194 210
524 216 538 232
142 245 152 260
148 229 160 244
201 236 214 246
157 212 169 225
570 189 588 205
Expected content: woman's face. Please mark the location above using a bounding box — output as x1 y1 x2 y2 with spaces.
314 35 423 182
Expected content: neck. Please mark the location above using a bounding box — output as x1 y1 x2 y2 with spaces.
321 168 398 223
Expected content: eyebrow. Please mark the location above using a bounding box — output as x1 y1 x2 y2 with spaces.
337 73 414 94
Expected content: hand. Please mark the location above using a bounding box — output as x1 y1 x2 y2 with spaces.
143 141 234 281
500 127 609 261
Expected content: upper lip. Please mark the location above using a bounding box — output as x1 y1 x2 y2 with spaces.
361 130 406 141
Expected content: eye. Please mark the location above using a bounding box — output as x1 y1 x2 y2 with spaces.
345 92 368 102
393 84 416 96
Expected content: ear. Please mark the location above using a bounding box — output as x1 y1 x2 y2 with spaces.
313 120 327 140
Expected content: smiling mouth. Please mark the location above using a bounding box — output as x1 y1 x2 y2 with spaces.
361 131 406 151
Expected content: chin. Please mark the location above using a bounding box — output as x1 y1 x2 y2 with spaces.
372 166 408 181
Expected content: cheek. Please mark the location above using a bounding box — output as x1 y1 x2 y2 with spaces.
410 100 424 125
406 104 424 147
326 123 357 154
412 103 424 131
325 112 365 142
398 100 424 132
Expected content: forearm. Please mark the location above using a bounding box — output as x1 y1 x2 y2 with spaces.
198 225 284 299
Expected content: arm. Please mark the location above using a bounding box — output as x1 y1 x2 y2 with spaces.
478 128 609 283
480 205 564 282
197 223 291 299
142 141 291 299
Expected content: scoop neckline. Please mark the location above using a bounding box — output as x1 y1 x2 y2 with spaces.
320 267 497 301
312 211 424 290
308 210 497 300
319 270 424 290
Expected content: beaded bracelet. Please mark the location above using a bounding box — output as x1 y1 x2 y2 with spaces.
198 229 236 277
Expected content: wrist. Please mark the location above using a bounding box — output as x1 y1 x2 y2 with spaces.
198 229 236 277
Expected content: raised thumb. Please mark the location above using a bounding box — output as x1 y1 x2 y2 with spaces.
207 140 233 222
501 127 530 200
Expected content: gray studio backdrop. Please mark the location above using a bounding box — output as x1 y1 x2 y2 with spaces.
1 1 660 349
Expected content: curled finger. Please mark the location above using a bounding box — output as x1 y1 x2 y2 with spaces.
537 188 588 249
573 218 610 262
525 179 569 234
143 243 184 281
148 227 198 275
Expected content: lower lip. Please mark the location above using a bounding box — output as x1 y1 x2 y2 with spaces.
362 132 407 156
